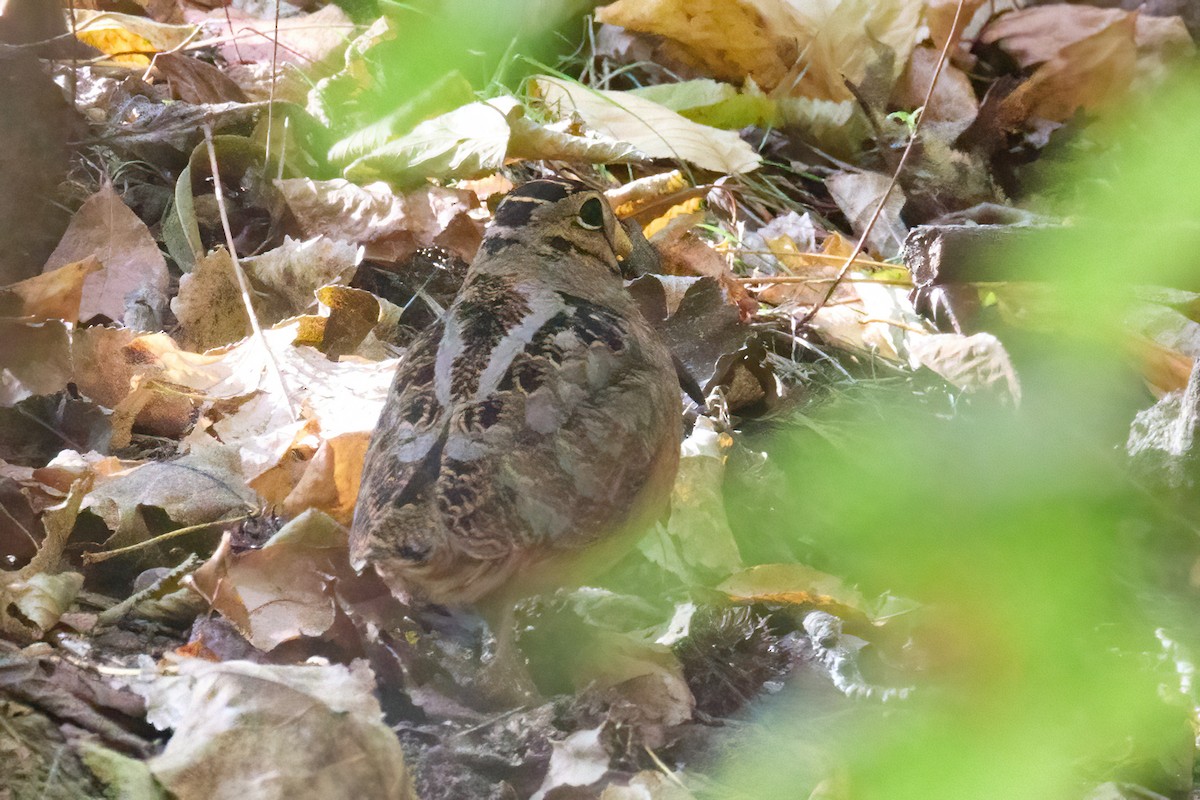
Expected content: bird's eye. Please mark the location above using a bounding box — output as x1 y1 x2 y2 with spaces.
577 197 604 230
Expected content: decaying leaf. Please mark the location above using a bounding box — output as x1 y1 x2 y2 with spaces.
188 509 350 651
42 184 169 324
532 77 762 174
891 47 979 139
154 52 248 104
107 320 401 521
532 727 610 799
981 6 1192 126
82 443 256 550
134 658 415 800
995 11 1138 125
197 4 355 69
277 179 482 265
171 249 251 353
70 10 197 66
248 237 362 316
925 0 989 54
0 480 87 642
596 0 921 101
826 171 908 260
0 257 102 323
0 318 72 406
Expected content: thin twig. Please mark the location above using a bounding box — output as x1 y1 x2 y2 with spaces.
81 515 249 564
796 0 967 328
202 125 298 420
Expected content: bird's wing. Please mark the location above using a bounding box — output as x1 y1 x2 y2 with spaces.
438 289 680 558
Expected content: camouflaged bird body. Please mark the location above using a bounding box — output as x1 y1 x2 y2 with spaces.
351 180 682 606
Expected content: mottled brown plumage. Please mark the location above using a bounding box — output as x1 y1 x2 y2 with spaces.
351 179 682 612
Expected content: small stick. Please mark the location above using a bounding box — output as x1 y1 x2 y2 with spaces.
202 124 298 420
796 0 968 327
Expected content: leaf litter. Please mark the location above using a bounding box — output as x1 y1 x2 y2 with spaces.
1 0 1199 798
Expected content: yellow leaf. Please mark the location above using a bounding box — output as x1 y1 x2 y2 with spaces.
71 11 197 66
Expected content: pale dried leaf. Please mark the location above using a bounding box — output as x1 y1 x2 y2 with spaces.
277 179 481 264
999 14 1137 123
0 319 71 406
826 171 908 259
171 249 249 352
533 76 761 174
243 236 361 317
136 658 414 800
43 184 169 323
596 0 921 101
2 572 84 637
0 481 88 641
190 4 354 68
82 443 256 548
532 727 609 800
508 114 647 165
0 257 102 323
188 509 348 650
601 771 696 800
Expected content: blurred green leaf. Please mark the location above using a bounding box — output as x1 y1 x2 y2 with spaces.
718 68 1200 800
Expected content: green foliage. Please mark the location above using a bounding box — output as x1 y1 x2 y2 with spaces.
721 69 1200 799
320 0 591 134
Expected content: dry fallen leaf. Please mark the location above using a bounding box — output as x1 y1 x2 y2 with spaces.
135 657 415 800
82 442 256 550
70 10 197 66
43 184 169 324
925 0 989 54
0 481 87 643
188 509 350 651
597 0 921 101
171 249 250 352
981 5 1192 126
891 47 979 139
154 52 248 104
187 4 354 68
826 171 908 260
532 76 762 174
0 319 72 406
0 257 102 323
277 179 482 265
